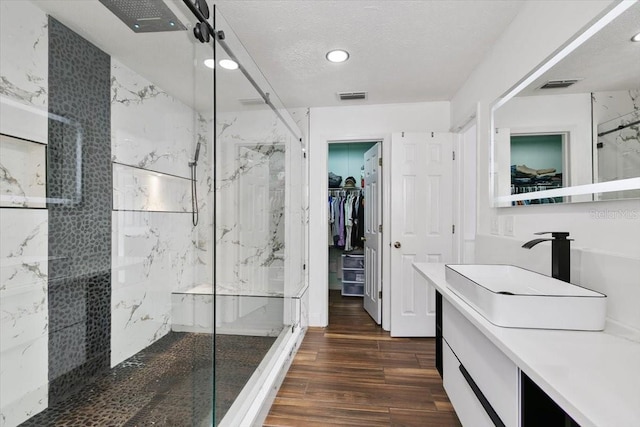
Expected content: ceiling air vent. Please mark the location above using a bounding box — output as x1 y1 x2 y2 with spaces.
338 91 368 101
539 79 581 89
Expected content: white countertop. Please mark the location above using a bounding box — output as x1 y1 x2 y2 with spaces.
414 262 640 427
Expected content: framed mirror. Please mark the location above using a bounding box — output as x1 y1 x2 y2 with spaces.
491 1 640 206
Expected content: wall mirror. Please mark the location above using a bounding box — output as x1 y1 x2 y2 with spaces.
491 1 640 207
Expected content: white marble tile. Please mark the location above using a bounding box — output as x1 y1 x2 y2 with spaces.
0 134 46 208
171 292 213 334
215 295 284 336
111 210 197 366
216 111 291 294
593 90 640 198
0 208 48 427
112 163 191 212
111 59 194 178
0 1 48 145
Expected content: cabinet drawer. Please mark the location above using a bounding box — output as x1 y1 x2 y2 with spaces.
443 340 495 427
343 269 364 283
443 299 519 426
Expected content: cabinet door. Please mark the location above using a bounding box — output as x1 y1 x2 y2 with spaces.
443 299 519 426
443 341 495 427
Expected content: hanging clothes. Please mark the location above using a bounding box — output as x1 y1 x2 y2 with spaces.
328 189 363 250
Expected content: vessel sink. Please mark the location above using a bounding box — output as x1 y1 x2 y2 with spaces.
445 264 606 331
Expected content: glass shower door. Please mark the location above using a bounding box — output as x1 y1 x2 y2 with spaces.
0 1 215 425
212 6 308 426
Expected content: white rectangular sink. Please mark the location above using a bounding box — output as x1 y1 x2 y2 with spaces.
445 264 606 331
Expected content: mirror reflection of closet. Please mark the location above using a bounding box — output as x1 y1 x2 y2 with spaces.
327 141 375 296
510 133 567 205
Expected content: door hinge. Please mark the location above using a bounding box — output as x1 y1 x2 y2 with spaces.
452 151 456 160
378 290 382 299
378 224 383 233
303 152 307 158
401 131 405 137
378 157 382 167
452 224 455 234
303 263 306 270
431 131 435 138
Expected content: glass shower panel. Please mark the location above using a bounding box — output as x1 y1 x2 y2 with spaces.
213 7 307 426
0 1 215 426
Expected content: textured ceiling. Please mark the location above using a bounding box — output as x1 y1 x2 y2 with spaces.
30 0 524 110
213 0 524 108
519 1 640 97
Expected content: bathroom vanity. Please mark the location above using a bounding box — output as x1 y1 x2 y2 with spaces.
414 263 640 427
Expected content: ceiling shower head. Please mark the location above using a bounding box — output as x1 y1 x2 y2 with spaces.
98 0 186 33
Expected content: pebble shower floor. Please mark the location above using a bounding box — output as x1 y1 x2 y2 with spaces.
19 333 276 426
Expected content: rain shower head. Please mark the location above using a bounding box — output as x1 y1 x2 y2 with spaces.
98 0 187 33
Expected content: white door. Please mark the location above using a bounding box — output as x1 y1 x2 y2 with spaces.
390 132 453 337
363 143 382 324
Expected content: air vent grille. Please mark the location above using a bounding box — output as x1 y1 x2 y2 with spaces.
338 91 368 101
539 79 581 89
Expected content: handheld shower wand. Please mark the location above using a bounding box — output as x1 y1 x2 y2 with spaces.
190 141 201 166
190 142 201 226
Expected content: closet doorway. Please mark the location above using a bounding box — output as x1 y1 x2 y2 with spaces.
327 141 383 324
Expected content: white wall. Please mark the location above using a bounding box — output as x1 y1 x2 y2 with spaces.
451 1 640 336
308 102 450 327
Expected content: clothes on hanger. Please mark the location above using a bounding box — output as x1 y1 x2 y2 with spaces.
328 189 363 250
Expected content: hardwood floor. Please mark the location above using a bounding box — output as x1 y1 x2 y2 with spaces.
264 290 461 426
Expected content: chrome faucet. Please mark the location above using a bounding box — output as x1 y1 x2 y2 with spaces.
522 232 572 283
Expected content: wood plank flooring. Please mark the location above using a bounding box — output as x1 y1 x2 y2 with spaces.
264 290 461 426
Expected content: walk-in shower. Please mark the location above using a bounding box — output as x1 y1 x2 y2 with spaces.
0 1 307 426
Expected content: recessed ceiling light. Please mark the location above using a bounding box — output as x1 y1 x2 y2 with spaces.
219 59 239 70
326 49 350 63
632 32 640 42
204 59 215 69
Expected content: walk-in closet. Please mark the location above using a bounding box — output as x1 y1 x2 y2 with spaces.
327 142 376 300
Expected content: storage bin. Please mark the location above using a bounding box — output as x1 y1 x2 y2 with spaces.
343 269 365 283
343 254 364 269
342 281 364 296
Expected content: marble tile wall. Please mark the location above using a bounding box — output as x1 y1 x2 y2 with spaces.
0 1 48 145
0 134 46 208
0 210 49 427
110 59 213 366
593 90 640 198
111 211 197 365
216 111 290 293
0 2 49 425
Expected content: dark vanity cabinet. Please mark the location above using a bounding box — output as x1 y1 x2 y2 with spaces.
521 373 580 427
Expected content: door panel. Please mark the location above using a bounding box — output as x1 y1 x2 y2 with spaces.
390 132 453 337
363 143 382 324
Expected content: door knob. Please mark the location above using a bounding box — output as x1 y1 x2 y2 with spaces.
394 241 401 248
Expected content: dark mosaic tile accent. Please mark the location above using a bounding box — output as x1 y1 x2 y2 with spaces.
19 333 275 427
47 16 112 404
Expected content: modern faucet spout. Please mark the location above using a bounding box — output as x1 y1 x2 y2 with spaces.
521 238 551 249
522 232 572 283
